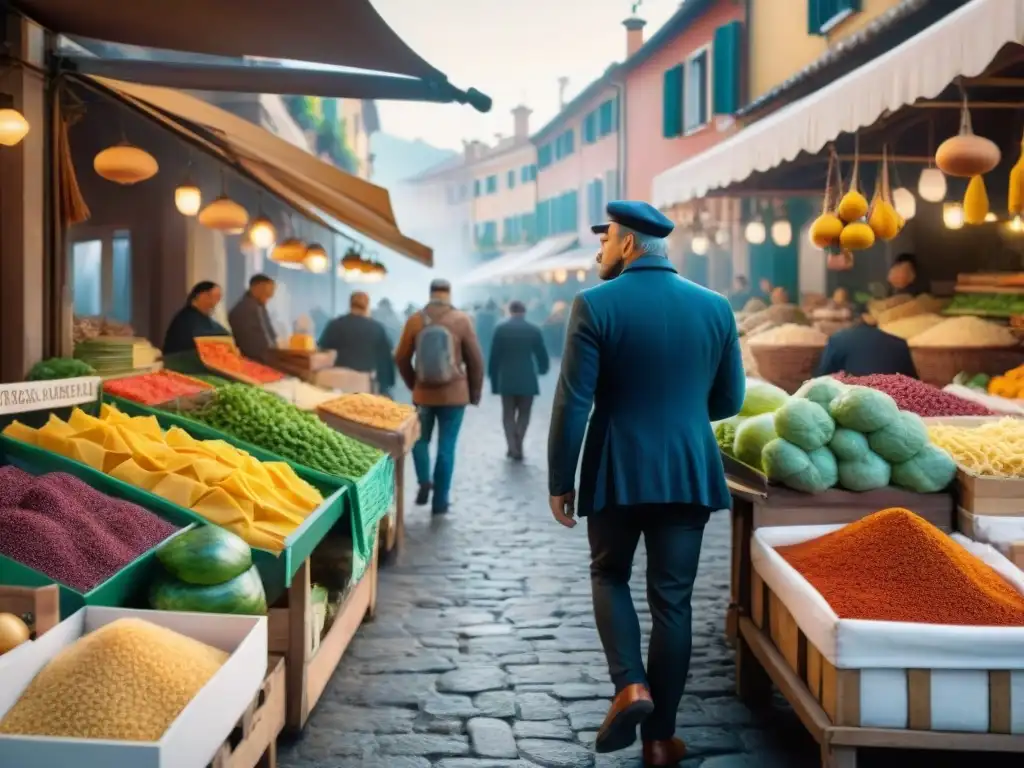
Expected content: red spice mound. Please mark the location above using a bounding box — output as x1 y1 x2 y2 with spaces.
104 370 211 406
0 467 178 592
777 508 1024 626
832 373 993 417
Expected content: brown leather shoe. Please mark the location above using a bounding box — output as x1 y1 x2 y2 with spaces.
643 737 687 766
594 683 654 753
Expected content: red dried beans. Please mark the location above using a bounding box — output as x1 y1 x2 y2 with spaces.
832 373 994 418
0 467 178 592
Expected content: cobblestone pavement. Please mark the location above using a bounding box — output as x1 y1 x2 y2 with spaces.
280 383 1017 768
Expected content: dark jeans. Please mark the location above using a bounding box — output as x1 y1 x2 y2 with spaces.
412 405 466 510
588 504 710 741
500 395 534 457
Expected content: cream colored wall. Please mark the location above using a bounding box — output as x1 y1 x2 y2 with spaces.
341 99 372 179
471 144 536 243
748 0 904 101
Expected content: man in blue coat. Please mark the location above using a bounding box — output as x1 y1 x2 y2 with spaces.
547 201 745 766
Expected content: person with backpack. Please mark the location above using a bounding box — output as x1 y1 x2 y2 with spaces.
395 279 484 516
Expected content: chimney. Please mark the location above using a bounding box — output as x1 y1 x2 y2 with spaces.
511 105 532 141
557 77 570 110
623 16 647 58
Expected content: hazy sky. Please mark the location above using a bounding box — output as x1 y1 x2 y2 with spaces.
370 0 679 150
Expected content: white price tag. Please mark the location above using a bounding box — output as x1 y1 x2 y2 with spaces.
0 376 102 416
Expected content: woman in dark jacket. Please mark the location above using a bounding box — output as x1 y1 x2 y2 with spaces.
162 281 230 355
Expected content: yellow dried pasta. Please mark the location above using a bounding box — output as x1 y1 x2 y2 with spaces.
927 419 1024 477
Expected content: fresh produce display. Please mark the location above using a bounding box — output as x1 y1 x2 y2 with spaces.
737 305 807 336
879 313 945 340
0 466 178 592
793 376 847 410
927 419 1024 478
777 508 1024 626
319 392 417 431
953 371 992 391
944 292 1024 318
262 378 339 411
762 439 837 493
196 338 284 384
773 398 835 451
739 381 790 417
733 413 778 468
713 416 741 456
103 370 212 406
907 316 1018 348
0 617 228 740
26 357 96 381
183 384 383 480
869 294 947 326
74 337 160 375
0 613 30 655
986 363 1024 399
832 373 993 417
2 404 323 552
151 565 266 615
746 324 827 347
191 374 234 388
73 315 133 345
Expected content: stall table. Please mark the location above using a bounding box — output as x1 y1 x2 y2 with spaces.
265 350 336 383
210 657 285 768
0 584 59 638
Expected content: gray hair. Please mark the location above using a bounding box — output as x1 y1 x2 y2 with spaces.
618 225 668 257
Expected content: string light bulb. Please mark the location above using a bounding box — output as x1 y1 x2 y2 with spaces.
248 216 276 249
771 220 792 247
943 202 964 230
691 234 709 255
0 108 29 146
918 167 947 203
745 219 766 245
174 184 202 216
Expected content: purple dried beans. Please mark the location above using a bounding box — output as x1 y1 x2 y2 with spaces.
0 466 177 592
832 373 994 418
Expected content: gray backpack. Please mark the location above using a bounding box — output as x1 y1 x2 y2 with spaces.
415 310 460 386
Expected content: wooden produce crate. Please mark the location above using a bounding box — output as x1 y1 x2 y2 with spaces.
268 530 380 731
194 337 286 386
266 349 337 383
737 531 1024 768
209 657 285 768
0 584 59 637
958 469 1024 517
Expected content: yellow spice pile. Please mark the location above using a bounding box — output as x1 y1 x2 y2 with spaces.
320 392 416 431
0 618 228 741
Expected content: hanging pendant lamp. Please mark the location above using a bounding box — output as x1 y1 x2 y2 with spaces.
94 141 159 185
248 193 277 249
0 108 30 146
271 220 308 269
303 243 329 273
198 170 248 232
174 153 201 215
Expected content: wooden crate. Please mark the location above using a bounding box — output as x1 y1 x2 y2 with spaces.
266 349 337 382
210 657 285 768
1011 542 1024 570
739 570 1024 767
958 470 1024 517
0 584 60 637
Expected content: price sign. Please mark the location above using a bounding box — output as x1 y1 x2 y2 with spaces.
0 377 102 416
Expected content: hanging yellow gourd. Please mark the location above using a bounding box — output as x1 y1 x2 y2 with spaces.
963 175 989 225
839 222 875 251
1008 137 1024 216
837 139 868 223
867 146 900 241
935 88 1000 178
810 148 844 248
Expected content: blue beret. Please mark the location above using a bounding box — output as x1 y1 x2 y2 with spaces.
591 200 674 238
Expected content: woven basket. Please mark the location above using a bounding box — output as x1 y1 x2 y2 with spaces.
749 345 825 394
910 346 1024 388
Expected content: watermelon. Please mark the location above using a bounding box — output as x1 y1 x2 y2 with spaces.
156 526 252 585
149 565 267 615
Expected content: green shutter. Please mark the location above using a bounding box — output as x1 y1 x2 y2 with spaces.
662 65 683 138
712 21 742 115
807 0 820 35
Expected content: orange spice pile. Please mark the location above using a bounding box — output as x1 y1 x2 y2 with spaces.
777 508 1024 626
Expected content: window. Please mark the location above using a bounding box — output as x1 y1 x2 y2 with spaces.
712 21 743 116
520 164 537 183
808 0 860 35
507 169 516 189
477 221 497 248
536 199 551 239
598 99 616 136
503 216 521 244
520 212 536 243
485 175 498 194
684 49 709 133
538 143 553 169
605 169 620 201
583 111 597 144
69 229 133 324
459 183 468 200
587 179 605 227
474 179 482 197
662 64 684 138
554 129 575 161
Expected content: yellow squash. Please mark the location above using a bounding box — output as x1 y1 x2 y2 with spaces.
809 213 844 248
963 175 989 225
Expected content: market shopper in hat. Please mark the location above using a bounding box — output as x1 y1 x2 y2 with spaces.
547 200 745 765
395 279 484 516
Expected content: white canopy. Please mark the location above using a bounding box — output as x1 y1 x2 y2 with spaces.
504 246 599 278
459 234 577 286
652 0 1024 208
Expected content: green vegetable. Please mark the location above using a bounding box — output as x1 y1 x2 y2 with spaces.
182 383 383 479
733 413 777 469
149 565 267 615
868 412 928 464
774 398 835 451
762 439 837 493
891 445 957 493
713 416 744 456
829 428 870 462
739 381 789 417
191 374 234 389
27 357 96 381
156 526 252 586
837 450 891 492
828 386 900 433
970 373 991 390
793 376 848 410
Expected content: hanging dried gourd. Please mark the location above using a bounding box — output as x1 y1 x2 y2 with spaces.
935 84 1000 178
810 148 844 248
1008 134 1024 216
868 146 900 241
963 175 990 225
838 138 875 251
826 246 854 271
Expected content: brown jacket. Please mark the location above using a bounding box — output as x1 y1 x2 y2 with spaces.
395 301 484 406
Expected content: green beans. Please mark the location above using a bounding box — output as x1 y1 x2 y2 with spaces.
184 384 383 480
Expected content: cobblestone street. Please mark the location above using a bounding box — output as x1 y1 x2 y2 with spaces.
279 383 1017 768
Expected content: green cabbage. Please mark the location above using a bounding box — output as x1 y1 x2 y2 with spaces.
829 428 871 462
714 416 743 456
828 386 900 433
891 444 957 493
739 381 789 417
733 412 777 469
774 398 835 451
868 411 928 463
793 376 848 410
762 438 837 493
837 450 891 492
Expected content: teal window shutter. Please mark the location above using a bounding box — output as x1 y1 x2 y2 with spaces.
712 21 742 115
594 180 603 226
809 0 861 35
662 65 684 138
507 170 516 189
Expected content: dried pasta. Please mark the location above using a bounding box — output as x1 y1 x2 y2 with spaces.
927 419 1024 477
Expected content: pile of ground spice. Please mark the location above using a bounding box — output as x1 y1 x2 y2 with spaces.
777 508 1024 626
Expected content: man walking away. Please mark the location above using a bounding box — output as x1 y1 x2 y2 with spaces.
228 274 277 362
547 201 745 766
319 292 396 397
475 298 500 362
396 279 483 515
489 300 549 461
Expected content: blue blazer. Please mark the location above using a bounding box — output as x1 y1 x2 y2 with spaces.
547 255 745 516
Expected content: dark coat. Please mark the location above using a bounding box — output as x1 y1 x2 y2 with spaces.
319 313 396 394
162 306 230 355
488 316 550 397
548 255 745 517
815 323 918 378
228 293 277 363
475 309 499 359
